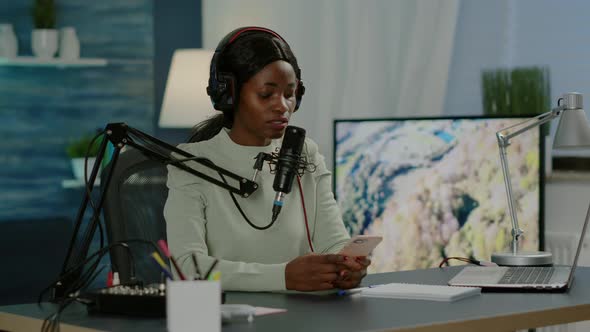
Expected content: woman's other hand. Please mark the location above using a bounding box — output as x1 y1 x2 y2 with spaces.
285 254 345 291
332 256 371 289
285 254 371 291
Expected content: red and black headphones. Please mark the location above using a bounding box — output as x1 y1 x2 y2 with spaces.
206 26 306 112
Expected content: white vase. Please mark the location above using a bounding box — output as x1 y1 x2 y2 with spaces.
32 29 58 59
0 23 18 58
59 27 80 60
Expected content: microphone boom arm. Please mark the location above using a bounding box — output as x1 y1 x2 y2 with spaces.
53 122 258 300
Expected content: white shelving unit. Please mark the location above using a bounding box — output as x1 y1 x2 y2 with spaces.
0 56 107 68
546 170 590 183
62 179 100 189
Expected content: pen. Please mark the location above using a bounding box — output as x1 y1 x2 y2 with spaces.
337 284 382 296
203 258 219 280
151 252 174 280
191 253 202 280
209 271 221 281
157 239 186 280
337 287 367 296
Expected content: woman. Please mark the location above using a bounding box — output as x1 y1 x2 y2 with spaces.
164 26 370 291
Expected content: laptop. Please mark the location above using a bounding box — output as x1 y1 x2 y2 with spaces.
448 208 590 291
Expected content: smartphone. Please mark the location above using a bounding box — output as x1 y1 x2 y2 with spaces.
338 235 383 257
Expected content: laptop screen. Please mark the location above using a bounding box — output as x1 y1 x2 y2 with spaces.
333 116 544 273
567 204 590 285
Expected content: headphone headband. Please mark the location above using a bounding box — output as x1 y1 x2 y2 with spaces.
207 26 305 112
226 27 286 47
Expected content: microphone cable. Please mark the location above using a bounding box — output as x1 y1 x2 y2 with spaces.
438 256 498 268
160 145 279 230
219 172 277 230
296 175 314 252
77 130 107 260
219 172 314 252
174 142 315 249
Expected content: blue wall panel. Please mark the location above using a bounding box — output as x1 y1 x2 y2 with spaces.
0 0 154 221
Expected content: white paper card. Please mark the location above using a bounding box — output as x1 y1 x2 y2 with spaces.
361 283 480 301
167 280 221 332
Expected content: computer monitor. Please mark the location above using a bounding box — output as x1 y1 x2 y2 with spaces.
333 116 544 273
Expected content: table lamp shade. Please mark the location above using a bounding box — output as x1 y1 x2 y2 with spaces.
553 108 590 148
158 49 217 128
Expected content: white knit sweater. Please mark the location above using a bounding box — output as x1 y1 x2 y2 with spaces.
164 128 350 291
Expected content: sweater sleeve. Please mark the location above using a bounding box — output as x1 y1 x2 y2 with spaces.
304 140 351 254
164 161 287 292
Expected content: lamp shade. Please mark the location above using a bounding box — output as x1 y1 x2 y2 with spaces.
553 93 590 148
158 49 217 128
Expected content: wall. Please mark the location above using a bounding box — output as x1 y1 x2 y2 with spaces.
0 0 205 297
443 0 511 116
445 2 590 296
202 0 460 171
510 0 590 106
0 0 154 221
445 0 590 122
153 0 202 143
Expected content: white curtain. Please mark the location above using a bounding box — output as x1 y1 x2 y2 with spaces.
203 0 459 168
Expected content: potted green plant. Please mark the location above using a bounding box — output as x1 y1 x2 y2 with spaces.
481 66 552 176
482 66 551 135
66 134 101 180
31 0 58 58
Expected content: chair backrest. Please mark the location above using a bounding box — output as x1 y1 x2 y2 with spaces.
102 148 169 284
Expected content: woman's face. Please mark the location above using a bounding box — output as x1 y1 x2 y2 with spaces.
229 60 299 146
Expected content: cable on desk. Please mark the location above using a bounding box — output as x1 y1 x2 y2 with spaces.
38 239 160 332
438 256 479 268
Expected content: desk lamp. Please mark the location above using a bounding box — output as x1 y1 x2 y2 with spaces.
158 49 216 128
492 92 590 266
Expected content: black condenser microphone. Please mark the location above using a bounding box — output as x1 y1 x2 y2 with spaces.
272 126 306 222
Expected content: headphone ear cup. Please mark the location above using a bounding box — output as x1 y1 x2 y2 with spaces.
294 80 305 111
209 72 237 112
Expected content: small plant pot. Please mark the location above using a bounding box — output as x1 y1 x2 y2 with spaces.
32 29 58 59
70 157 99 180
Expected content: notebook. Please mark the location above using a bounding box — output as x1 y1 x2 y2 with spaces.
448 204 590 291
360 283 481 301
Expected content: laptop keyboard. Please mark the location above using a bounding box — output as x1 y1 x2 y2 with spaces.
499 267 554 284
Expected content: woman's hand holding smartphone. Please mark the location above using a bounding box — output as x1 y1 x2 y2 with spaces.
339 235 382 257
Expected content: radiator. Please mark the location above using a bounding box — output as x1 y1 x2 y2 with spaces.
528 231 588 332
545 231 579 265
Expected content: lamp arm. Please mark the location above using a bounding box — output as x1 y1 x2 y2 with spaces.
53 122 259 300
495 106 564 254
497 141 523 253
497 106 565 145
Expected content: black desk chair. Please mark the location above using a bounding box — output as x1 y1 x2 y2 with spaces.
102 148 169 285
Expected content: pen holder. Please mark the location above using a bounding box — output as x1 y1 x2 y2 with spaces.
166 280 221 332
